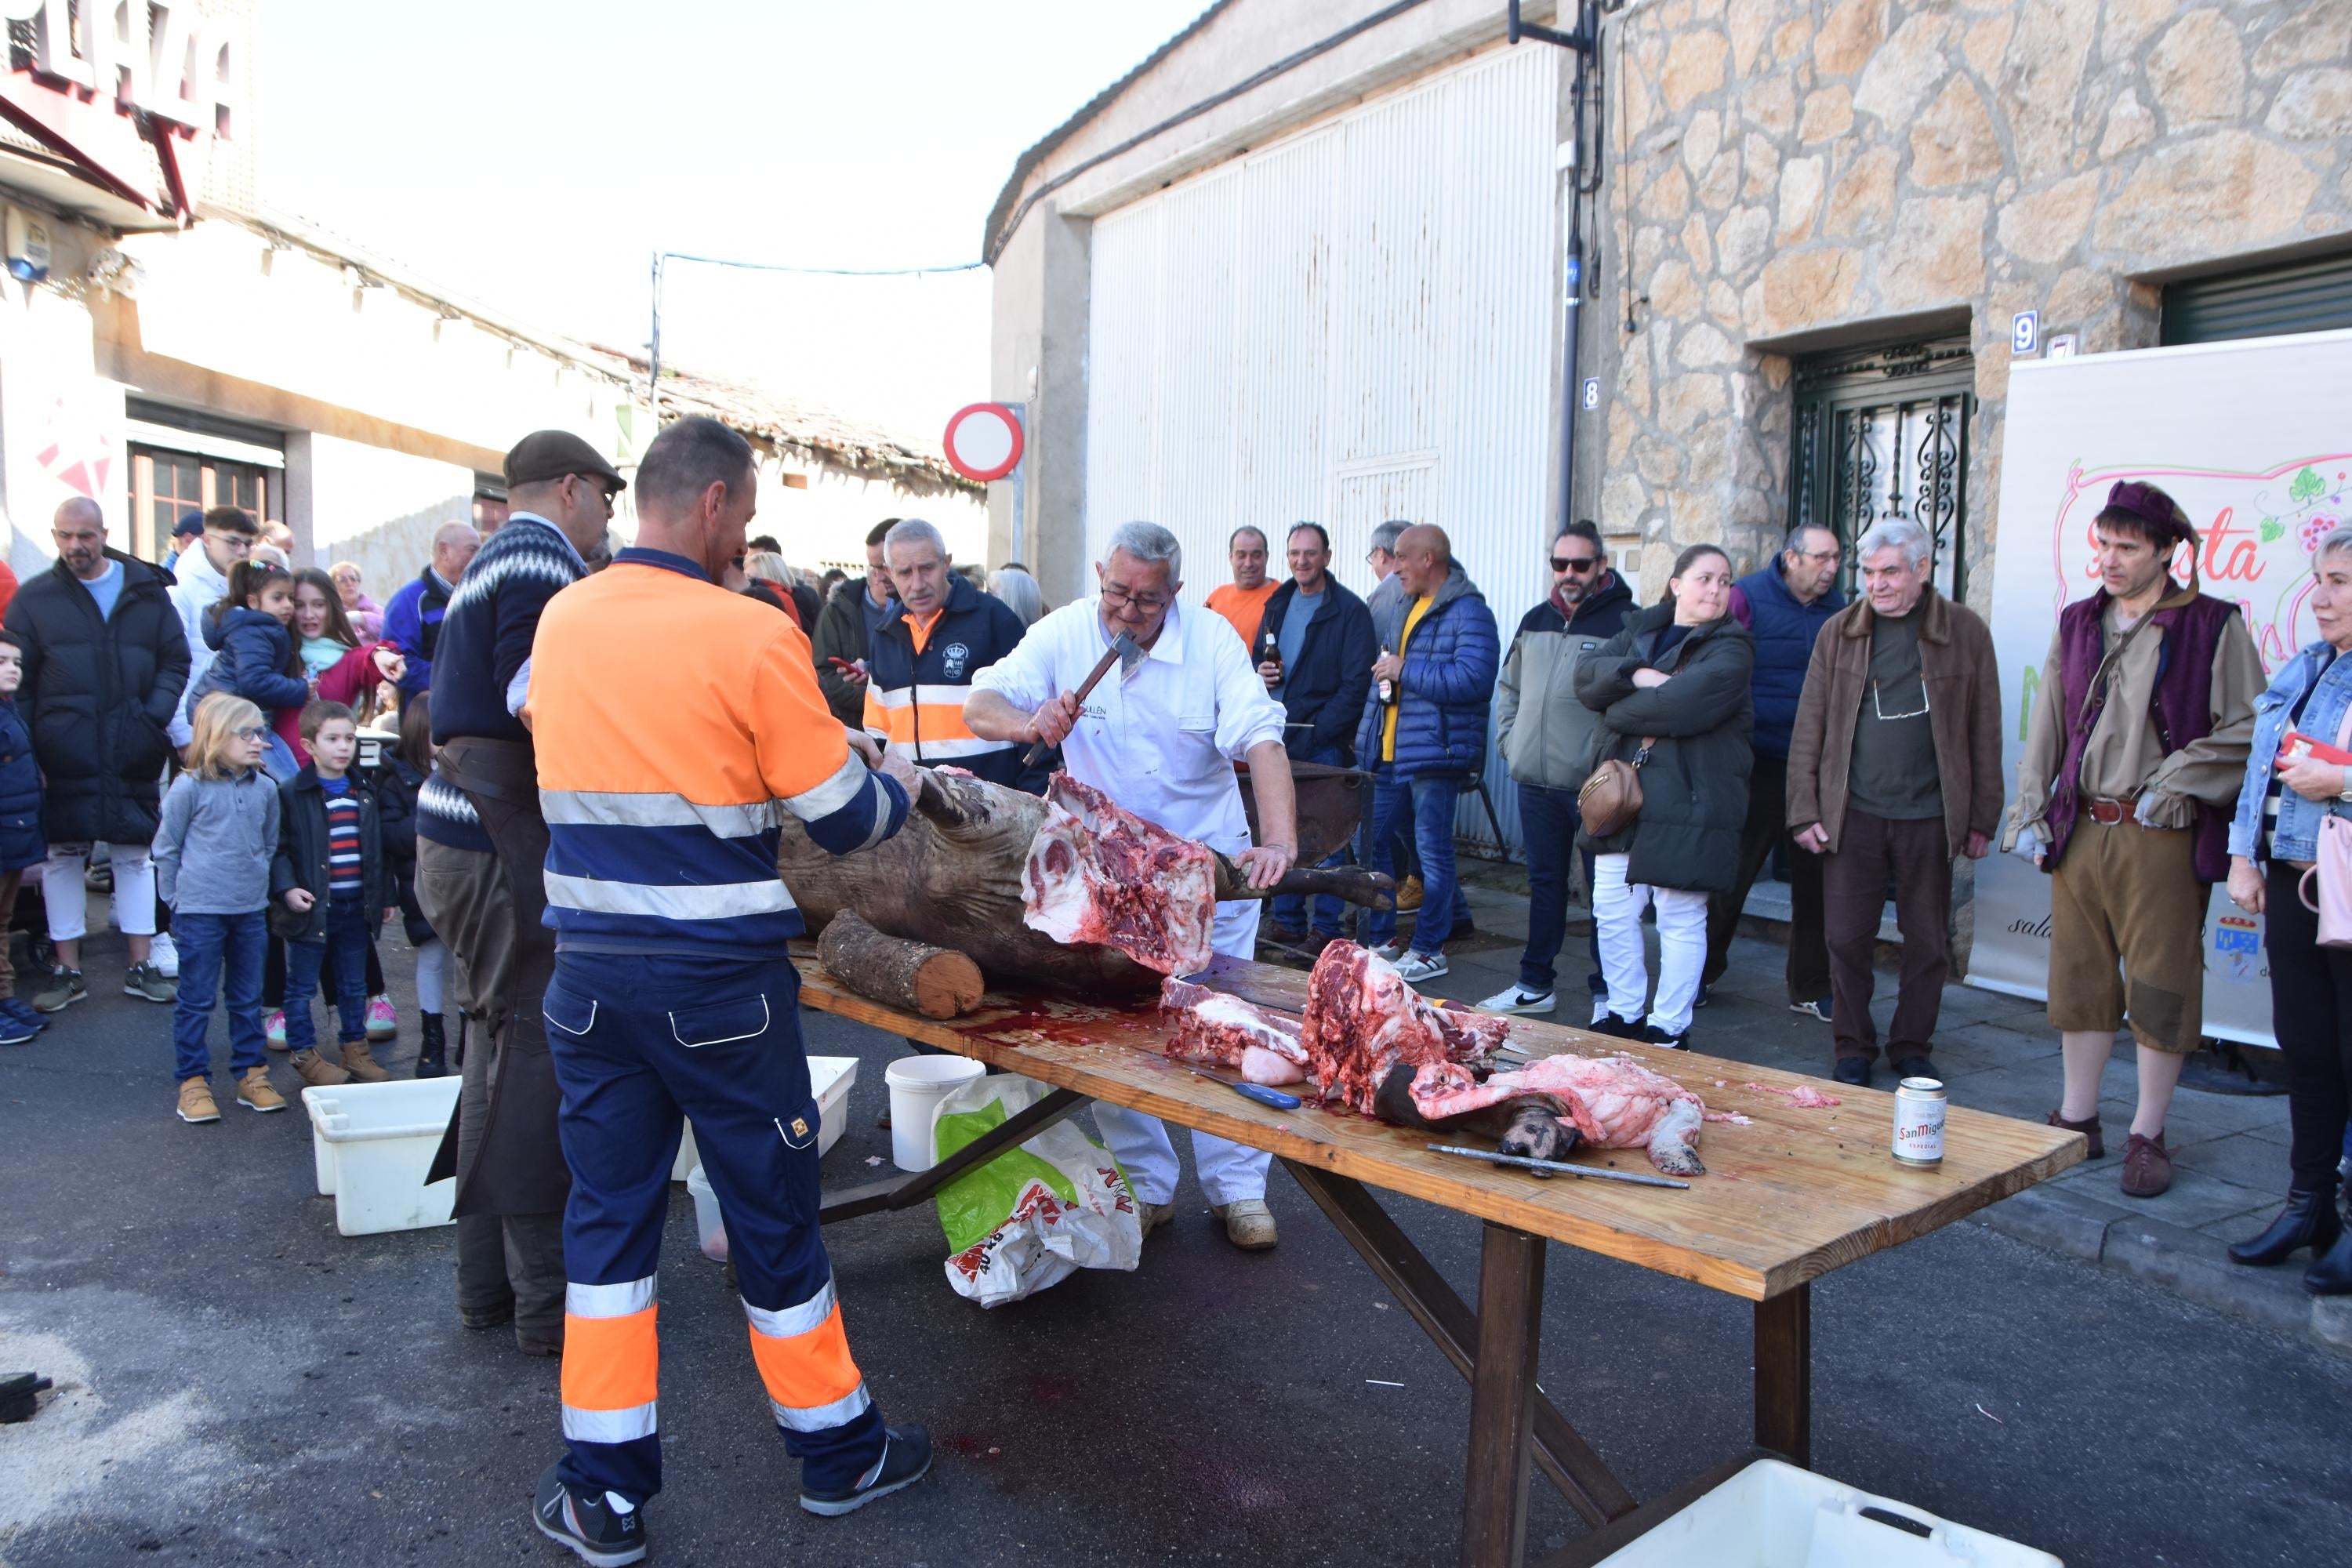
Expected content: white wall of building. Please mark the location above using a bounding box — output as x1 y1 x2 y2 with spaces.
1081 43 1561 851
0 214 125 579
751 463 986 577
299 432 476 600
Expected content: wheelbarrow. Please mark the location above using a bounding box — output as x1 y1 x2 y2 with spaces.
1235 756 1388 964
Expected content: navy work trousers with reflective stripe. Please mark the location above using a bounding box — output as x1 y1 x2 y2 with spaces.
545 952 885 1502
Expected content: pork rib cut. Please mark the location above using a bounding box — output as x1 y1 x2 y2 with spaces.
1302 941 1511 1116
1022 775 1216 977
1408 1053 1708 1175
1159 978 1308 1086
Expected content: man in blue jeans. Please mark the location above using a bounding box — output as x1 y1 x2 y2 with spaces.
1253 523 1376 949
1481 521 1635 1018
1356 525 1499 984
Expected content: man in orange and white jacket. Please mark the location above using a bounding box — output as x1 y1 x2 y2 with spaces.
521 416 930 1565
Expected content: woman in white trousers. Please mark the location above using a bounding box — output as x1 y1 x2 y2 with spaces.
1573 546 1753 1049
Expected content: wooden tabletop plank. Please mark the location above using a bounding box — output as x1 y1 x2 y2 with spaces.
796 956 2082 1301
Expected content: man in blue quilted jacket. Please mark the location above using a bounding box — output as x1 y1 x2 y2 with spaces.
1356 525 1499 983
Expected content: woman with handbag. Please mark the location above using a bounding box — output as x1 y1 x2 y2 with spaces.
2223 523 2352 1293
1573 544 1753 1049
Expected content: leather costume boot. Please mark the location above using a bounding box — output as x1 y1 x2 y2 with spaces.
2228 1188 2342 1268
414 1013 448 1079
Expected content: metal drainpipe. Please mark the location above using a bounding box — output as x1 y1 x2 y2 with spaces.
1556 0 1594 539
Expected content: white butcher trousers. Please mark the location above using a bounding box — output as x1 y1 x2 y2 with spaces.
1094 898 1273 1207
1592 854 1707 1036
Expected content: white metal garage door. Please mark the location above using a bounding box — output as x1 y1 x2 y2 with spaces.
1083 42 1562 855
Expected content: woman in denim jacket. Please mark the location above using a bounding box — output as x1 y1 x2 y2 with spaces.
2223 523 2352 1293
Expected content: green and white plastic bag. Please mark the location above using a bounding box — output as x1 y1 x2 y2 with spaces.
932 1073 1142 1307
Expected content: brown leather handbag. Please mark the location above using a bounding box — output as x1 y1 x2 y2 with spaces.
1577 738 1656 838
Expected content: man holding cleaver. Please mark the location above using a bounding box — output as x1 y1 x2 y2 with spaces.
967 521 1300 1250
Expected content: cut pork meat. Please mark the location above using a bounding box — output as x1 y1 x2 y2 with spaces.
1408 1053 1708 1176
1022 775 1217 977
1159 978 1308 1086
1302 941 1510 1116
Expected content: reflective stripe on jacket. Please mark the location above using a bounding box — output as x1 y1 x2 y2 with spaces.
861 575 1032 788
526 548 909 960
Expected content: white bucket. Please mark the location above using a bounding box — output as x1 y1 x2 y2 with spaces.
684 1163 728 1262
884 1055 985 1172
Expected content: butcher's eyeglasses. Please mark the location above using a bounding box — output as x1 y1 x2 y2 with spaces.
1100 583 1169 614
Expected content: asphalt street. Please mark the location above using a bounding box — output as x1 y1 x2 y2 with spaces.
2 930 2348 1567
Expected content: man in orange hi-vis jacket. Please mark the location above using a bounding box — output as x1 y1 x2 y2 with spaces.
521 416 931 1565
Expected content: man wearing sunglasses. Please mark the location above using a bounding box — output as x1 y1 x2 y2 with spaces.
1481 521 1633 1017
1704 524 1847 1023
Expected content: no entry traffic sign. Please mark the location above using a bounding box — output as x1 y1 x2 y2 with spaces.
943 402 1024 482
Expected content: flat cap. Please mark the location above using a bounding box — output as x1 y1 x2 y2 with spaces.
505 430 626 492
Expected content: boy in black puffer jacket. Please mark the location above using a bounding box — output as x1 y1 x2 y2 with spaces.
0 632 47 1045
272 702 391 1086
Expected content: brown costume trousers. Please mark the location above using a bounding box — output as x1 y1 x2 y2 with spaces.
1821 810 1953 1065
417 738 571 1338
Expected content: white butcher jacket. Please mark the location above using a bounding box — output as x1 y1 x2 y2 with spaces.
972 597 1287 862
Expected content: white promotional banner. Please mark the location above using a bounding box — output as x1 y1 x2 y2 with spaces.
1968 328 2352 1050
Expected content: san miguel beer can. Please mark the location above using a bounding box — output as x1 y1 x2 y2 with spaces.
1893 1078 1947 1168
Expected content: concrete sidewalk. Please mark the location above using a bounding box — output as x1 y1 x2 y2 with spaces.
1376 857 2352 1356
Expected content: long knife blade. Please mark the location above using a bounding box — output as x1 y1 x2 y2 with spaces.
1426 1143 1691 1189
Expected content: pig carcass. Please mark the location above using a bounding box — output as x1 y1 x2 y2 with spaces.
779 768 1388 995
1407 1054 1707 1176
1159 977 1308 1087
1301 939 1512 1115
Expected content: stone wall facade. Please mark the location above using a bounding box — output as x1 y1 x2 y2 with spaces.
1589 0 2352 604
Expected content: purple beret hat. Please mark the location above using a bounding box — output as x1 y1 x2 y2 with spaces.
2102 480 2191 538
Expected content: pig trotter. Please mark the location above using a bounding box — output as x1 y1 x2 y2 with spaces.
1646 1098 1706 1176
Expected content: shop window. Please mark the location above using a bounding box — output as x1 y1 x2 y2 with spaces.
1788 337 1976 600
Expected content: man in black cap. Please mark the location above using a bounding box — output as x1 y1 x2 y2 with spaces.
417 428 623 1356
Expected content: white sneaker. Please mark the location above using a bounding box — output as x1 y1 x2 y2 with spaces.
150 931 179 980
1477 985 1556 1016
1367 942 1405 962
1213 1198 1278 1250
1393 951 1450 984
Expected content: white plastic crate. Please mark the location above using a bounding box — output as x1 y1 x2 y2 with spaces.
302 1078 463 1237
1593 1460 2061 1567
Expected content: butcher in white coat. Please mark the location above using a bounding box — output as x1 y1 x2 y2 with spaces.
967 521 1300 1251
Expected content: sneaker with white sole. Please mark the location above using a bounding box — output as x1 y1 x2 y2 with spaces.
125 961 176 1004
1392 950 1450 984
1367 942 1404 962
365 994 397 1041
1476 985 1556 1016
265 1010 288 1051
234 1065 286 1112
176 1077 220 1124
29 966 84 1013
1790 996 1833 1022
149 931 180 979
532 1464 646 1566
800 1425 934 1517
1214 1197 1279 1250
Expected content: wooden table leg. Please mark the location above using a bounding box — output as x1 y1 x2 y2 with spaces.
818 1087 1090 1225
1753 1283 1811 1468
1461 1222 1546 1568
1282 1160 1635 1527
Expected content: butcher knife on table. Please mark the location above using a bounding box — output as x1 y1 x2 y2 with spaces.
1021 631 1143 769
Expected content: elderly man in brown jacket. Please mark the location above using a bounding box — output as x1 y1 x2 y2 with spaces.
1787 517 2002 1088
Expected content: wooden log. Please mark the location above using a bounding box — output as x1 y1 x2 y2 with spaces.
815 911 985 1020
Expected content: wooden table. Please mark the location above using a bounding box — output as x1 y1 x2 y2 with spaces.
798 953 2081 1568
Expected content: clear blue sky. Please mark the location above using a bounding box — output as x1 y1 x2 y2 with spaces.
259 1 1209 442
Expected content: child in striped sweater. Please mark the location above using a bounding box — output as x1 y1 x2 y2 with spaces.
271 702 391 1087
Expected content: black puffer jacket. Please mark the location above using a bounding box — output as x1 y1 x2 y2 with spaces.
3 549 189 844
1573 602 1753 893
268 765 389 942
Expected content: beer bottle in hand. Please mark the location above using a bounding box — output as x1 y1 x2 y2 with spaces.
1377 644 1396 706
1261 629 1282 681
